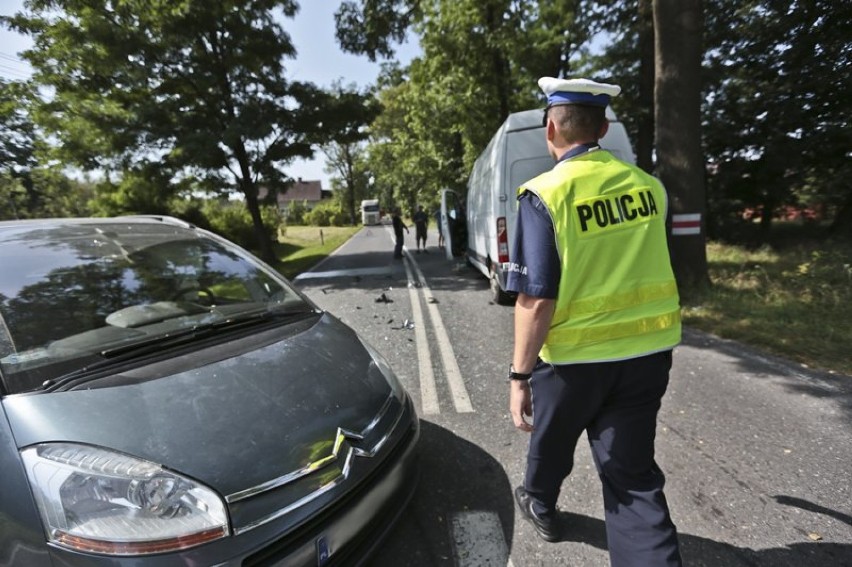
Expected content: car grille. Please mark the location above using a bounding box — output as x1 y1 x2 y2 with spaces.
242 410 419 567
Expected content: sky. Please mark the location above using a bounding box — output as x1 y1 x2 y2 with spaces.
0 0 420 187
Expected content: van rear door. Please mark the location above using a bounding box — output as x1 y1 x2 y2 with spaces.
440 189 467 261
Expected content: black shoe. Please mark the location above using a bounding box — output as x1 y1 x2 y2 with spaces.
514 486 561 542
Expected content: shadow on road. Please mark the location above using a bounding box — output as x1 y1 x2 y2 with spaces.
372 418 852 567
681 328 852 424
371 420 515 566
551 509 851 567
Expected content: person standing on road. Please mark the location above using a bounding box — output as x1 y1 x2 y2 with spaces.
507 77 683 567
434 207 445 249
391 207 409 259
413 205 429 253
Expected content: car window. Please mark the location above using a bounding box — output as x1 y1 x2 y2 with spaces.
0 222 309 394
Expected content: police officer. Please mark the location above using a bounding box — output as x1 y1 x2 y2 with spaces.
507 77 683 567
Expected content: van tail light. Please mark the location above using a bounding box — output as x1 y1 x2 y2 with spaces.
496 217 509 264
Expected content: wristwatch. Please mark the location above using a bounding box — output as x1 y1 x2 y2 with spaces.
508 364 532 381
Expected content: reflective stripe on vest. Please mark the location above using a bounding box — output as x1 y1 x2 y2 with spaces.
546 309 681 347
552 280 679 320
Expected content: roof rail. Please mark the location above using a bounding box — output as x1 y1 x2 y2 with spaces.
118 215 196 229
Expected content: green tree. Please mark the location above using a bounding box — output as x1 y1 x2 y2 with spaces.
320 82 381 225
0 79 37 219
337 0 591 210
3 1 375 262
580 0 656 174
87 164 181 217
324 141 373 225
284 199 309 225
30 169 97 218
335 0 420 61
703 0 852 239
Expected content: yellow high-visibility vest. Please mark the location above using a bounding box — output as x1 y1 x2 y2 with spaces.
520 149 681 363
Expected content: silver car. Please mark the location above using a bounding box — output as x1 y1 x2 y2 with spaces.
0 216 419 566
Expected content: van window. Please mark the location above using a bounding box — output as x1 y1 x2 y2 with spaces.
600 122 636 164
506 127 555 203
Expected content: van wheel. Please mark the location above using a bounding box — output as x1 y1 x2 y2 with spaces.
489 267 514 305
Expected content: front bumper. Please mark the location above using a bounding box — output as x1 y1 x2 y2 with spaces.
41 396 420 567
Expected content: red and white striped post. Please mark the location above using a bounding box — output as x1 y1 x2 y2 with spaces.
671 213 701 236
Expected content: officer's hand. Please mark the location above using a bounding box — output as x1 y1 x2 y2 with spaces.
510 380 533 432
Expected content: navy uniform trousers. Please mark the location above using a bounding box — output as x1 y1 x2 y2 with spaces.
526 350 682 567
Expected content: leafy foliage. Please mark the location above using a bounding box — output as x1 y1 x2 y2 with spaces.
321 81 382 225
3 0 373 260
284 199 310 226
703 0 852 237
304 200 348 227
0 79 38 219
335 0 419 61
200 201 282 252
0 80 35 175
338 0 594 216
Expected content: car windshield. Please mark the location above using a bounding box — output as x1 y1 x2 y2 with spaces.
0 220 311 394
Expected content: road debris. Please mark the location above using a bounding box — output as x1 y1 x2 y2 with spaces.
390 319 415 330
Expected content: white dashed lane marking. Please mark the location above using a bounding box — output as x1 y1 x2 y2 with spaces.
402 258 441 415
405 249 474 413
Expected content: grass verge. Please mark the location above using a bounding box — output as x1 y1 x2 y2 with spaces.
273 225 362 280
681 240 852 376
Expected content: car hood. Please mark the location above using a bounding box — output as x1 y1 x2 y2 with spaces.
2 313 400 500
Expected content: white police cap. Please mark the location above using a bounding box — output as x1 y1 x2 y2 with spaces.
538 77 621 108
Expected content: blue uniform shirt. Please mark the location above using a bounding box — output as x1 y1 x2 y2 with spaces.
505 143 601 299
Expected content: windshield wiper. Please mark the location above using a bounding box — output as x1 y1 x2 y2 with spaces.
39 308 319 392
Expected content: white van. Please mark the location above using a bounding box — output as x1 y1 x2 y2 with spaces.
441 107 635 304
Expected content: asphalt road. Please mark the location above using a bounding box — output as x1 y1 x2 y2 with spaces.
293 225 852 567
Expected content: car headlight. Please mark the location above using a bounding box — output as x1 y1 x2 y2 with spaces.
21 443 229 556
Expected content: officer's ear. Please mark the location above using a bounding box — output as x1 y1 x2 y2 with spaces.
546 118 557 143
598 120 609 140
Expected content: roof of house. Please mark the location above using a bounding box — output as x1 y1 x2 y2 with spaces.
279 179 323 202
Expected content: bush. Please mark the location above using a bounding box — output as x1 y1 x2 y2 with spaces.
304 200 347 227
285 200 309 225
168 197 212 231
201 201 282 249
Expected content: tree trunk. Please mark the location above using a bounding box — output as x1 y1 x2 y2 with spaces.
231 141 275 263
829 190 852 237
637 0 655 174
485 5 511 121
244 184 276 264
653 0 709 291
346 147 357 226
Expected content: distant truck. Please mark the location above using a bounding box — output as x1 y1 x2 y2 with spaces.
441 107 636 304
360 199 381 225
